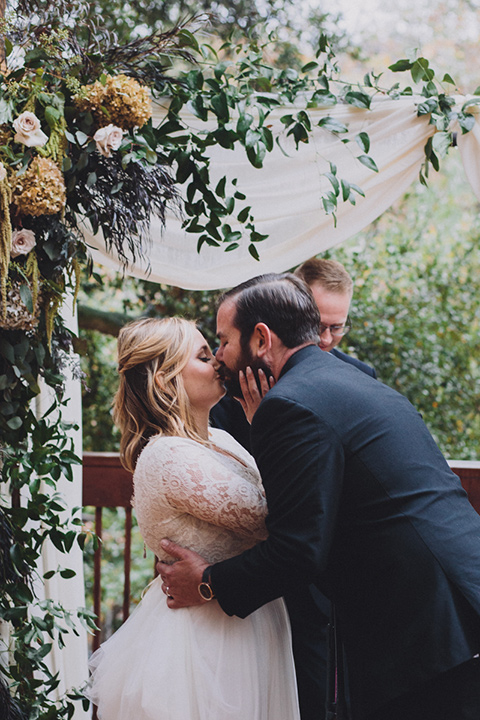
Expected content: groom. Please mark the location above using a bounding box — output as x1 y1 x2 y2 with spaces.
159 272 480 720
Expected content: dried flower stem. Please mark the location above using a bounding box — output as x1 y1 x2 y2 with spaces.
0 176 12 319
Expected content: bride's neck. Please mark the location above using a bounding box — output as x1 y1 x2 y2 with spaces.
192 409 210 441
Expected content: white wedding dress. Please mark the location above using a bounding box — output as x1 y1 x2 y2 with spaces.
87 428 300 720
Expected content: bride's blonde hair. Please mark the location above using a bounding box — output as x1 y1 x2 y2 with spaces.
113 317 207 472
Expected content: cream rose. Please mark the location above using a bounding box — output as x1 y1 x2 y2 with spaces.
10 229 36 259
93 124 124 157
13 112 48 148
0 162 7 182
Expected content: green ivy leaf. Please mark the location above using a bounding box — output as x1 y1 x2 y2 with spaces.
417 98 438 116
60 568 76 579
388 59 413 72
458 112 476 134
318 117 348 134
344 91 371 109
432 131 452 158
442 73 456 85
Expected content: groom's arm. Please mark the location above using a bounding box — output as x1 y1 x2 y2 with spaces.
210 395 344 617
160 395 344 617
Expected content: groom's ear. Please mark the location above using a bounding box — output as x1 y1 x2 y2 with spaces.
252 322 272 357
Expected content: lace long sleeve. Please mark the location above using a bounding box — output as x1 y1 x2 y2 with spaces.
133 433 268 563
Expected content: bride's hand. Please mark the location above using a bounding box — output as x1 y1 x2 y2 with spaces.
236 367 275 424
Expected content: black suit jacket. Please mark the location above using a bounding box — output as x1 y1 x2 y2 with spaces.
210 345 480 718
331 347 376 378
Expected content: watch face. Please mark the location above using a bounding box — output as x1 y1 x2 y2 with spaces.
198 582 214 601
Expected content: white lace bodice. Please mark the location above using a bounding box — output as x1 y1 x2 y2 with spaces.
133 428 268 564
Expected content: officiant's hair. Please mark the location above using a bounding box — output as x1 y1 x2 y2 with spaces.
294 257 353 296
114 317 209 472
219 273 320 349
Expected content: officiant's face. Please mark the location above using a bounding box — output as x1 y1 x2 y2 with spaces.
216 299 271 398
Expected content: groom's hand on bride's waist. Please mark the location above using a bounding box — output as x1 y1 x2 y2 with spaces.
157 539 211 608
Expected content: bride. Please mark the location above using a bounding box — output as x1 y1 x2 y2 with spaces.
86 316 300 720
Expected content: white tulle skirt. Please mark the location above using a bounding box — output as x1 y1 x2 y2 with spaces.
87 576 300 720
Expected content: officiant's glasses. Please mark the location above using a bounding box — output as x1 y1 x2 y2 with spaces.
319 317 351 337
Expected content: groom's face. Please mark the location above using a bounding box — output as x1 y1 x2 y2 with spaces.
216 299 271 398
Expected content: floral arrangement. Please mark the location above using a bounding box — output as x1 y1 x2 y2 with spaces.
0 7 192 341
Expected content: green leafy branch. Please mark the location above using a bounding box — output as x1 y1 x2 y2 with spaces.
388 54 480 183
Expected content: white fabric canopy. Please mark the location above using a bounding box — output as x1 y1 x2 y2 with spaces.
85 95 480 290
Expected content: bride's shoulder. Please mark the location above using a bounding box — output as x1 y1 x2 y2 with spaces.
137 434 207 467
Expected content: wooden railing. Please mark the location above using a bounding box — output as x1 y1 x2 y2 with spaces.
82 453 480 651
83 452 135 654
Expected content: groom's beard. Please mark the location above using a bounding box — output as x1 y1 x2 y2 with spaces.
219 347 272 400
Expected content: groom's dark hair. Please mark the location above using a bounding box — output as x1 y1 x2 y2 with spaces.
219 273 320 349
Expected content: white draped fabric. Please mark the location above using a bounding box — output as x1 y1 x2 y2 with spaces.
85 95 480 290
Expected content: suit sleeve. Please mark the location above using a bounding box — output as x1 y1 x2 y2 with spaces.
210 394 345 618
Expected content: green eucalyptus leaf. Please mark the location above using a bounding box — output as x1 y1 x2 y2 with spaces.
358 154 379 172
341 179 351 202
325 172 340 196
350 183 365 198
18 283 33 313
75 130 89 146
322 191 337 214
355 132 370 153
7 416 22 430
0 338 15 363
302 61 318 73
0 97 14 124
237 113 254 137
215 177 227 198
211 93 229 120
44 106 61 128
12 582 33 604
237 206 251 223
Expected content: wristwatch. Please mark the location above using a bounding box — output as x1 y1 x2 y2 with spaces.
198 566 215 601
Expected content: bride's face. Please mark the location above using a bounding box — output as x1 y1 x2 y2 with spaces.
180 329 226 413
